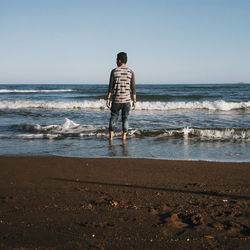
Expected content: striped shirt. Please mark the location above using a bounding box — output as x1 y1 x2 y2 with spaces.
108 66 136 103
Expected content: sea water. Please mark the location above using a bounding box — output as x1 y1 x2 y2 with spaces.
0 83 249 161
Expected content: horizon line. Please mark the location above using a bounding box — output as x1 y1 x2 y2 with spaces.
0 82 249 85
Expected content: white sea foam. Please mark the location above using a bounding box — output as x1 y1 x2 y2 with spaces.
0 133 61 139
0 100 106 110
0 99 250 111
0 89 74 93
32 118 98 133
177 127 250 140
1 118 106 139
34 118 81 132
136 100 250 111
1 127 249 140
131 127 250 141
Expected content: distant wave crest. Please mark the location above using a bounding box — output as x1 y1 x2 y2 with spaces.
0 89 74 93
0 99 250 111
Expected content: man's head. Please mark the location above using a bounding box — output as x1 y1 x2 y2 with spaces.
117 52 127 66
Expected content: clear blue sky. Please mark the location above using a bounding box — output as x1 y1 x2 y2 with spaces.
0 0 249 84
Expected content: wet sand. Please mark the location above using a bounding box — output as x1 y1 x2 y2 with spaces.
0 157 249 249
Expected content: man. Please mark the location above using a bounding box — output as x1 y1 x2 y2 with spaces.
106 52 136 142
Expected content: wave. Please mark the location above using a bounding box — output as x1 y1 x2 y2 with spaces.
3 118 250 141
4 118 107 139
132 127 250 140
0 89 74 93
0 100 250 111
0 100 106 110
9 118 98 133
136 100 250 111
136 94 223 101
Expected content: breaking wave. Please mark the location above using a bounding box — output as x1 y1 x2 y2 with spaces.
132 127 250 141
0 100 250 111
0 89 74 93
2 118 250 141
9 118 101 134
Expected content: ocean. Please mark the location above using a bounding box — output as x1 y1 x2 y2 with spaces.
0 83 249 161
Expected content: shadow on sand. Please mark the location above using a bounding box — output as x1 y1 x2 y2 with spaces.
50 178 250 200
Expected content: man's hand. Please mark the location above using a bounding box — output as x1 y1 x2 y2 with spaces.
132 100 136 110
132 94 136 110
106 98 111 109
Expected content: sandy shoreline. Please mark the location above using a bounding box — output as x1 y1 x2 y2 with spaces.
0 157 249 249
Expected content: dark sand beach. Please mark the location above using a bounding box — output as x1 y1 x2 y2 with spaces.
0 157 249 249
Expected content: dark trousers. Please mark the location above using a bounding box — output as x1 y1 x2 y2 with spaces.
109 102 131 133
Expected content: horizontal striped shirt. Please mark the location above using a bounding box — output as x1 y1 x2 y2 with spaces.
108 66 136 103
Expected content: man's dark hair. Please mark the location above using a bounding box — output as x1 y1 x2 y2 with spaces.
117 52 127 64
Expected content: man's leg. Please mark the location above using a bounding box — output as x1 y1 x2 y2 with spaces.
121 102 131 142
109 103 120 141
109 131 114 142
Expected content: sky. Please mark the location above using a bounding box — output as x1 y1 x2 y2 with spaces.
0 0 250 84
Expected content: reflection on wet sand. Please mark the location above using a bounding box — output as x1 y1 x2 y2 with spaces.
108 140 129 157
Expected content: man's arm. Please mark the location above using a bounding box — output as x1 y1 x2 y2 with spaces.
131 71 136 108
106 70 114 108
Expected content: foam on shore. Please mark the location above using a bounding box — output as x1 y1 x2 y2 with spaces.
2 118 249 141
